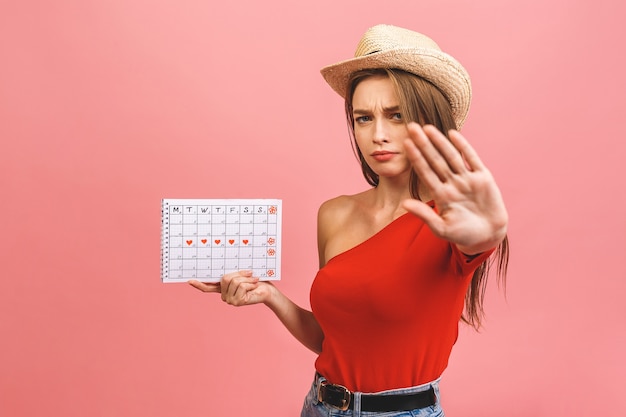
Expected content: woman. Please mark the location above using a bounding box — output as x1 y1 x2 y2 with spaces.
190 24 509 416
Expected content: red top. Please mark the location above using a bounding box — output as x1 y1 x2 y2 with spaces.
310 212 492 393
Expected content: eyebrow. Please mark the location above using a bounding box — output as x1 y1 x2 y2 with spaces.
352 105 401 115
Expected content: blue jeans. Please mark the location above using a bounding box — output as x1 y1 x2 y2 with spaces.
300 374 445 417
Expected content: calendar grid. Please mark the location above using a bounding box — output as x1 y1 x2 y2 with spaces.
161 199 281 283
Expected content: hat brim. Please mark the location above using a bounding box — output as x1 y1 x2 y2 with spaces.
320 47 471 129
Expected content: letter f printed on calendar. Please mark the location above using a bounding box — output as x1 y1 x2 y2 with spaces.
161 199 282 283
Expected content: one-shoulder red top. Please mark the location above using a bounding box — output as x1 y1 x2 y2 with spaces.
310 212 492 393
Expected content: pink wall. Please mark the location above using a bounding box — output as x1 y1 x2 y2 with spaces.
1 1 625 416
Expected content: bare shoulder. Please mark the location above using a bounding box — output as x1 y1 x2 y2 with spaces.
316 192 371 267
317 192 371 228
318 195 356 222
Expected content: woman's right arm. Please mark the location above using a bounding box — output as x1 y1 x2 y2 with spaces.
263 282 323 354
189 271 324 354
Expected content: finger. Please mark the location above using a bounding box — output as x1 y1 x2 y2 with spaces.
409 123 463 182
228 280 261 306
403 136 443 189
188 280 221 293
221 270 252 281
402 199 446 238
220 270 254 296
221 272 259 302
447 129 485 172
422 125 468 174
405 123 451 182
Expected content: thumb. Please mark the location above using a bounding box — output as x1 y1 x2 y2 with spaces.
402 199 445 237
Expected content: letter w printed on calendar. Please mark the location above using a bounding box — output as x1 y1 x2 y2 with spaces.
161 199 282 283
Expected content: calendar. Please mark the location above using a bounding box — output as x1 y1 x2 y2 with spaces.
161 199 282 283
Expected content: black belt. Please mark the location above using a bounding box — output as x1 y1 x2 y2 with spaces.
317 379 436 412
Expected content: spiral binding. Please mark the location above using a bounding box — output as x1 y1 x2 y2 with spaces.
160 200 170 281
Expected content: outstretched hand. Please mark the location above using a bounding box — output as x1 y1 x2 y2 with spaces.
188 270 274 306
402 123 508 255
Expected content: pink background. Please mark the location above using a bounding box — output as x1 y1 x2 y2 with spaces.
1 1 625 416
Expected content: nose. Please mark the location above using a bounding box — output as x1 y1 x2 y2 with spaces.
373 119 389 144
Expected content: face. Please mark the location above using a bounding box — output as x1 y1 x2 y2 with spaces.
351 75 411 181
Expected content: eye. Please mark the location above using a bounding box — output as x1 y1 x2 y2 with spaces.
391 112 402 120
355 115 371 123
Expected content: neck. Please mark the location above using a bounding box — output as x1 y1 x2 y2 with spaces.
371 175 412 214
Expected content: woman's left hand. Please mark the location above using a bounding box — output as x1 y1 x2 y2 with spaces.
402 123 508 255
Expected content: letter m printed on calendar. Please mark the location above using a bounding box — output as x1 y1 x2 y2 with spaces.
161 199 282 283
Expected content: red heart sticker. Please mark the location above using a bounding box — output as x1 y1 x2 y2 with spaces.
229 239 235 245
242 239 249 245
186 240 193 246
201 239 207 244
214 239 221 245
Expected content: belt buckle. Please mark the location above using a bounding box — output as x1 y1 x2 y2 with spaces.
317 380 351 411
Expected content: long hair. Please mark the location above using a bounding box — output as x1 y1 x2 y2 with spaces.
344 68 509 329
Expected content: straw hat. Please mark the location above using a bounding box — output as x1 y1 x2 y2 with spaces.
320 24 472 128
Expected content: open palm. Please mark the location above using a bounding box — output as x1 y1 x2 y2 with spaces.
402 123 508 255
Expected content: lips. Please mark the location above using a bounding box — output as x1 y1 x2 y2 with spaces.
371 151 397 161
